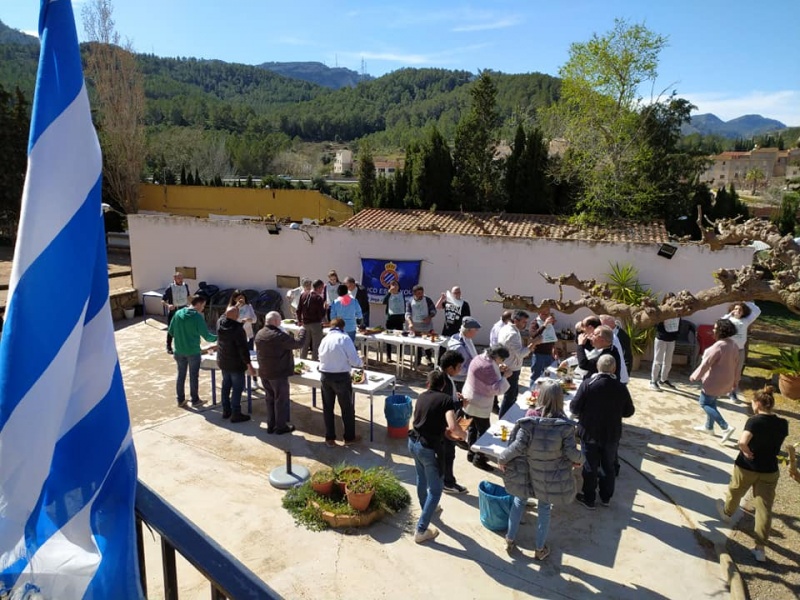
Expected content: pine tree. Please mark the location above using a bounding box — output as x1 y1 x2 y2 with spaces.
407 126 454 210
452 71 502 212
504 124 526 211
180 165 187 185
357 146 376 209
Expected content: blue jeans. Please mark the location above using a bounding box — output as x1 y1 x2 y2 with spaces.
174 353 201 403
221 370 245 414
345 330 356 342
530 353 551 383
499 370 520 418
408 437 443 534
507 496 551 549
699 391 729 430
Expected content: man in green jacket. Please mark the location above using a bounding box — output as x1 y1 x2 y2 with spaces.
168 295 217 408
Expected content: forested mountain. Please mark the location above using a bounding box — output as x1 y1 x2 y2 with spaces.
257 61 367 89
682 113 788 138
0 20 37 46
0 29 561 144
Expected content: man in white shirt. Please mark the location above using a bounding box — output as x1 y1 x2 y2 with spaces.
489 310 513 347
318 317 364 447
497 310 536 417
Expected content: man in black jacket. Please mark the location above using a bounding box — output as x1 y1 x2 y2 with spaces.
255 311 307 434
570 354 635 509
576 325 621 377
216 305 255 423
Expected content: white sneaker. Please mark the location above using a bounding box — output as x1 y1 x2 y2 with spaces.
414 525 439 544
752 547 766 562
716 499 731 523
693 424 713 434
720 426 736 444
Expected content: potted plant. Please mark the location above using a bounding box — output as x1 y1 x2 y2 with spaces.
774 346 800 400
607 262 656 371
345 476 375 512
310 469 335 497
334 464 363 494
623 322 656 372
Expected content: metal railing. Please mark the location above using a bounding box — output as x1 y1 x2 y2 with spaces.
135 481 282 600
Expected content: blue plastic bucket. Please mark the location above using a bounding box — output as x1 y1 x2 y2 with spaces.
384 395 413 428
478 480 513 532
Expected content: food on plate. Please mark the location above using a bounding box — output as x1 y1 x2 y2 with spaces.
282 319 297 325
351 369 366 384
293 361 310 375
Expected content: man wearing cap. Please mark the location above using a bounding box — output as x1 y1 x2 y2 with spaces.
444 317 481 389
216 305 256 423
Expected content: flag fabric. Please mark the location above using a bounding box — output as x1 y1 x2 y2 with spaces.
0 1 142 598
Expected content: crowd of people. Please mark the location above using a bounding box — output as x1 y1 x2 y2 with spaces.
162 273 793 562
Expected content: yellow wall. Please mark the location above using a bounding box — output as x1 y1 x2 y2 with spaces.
137 184 354 224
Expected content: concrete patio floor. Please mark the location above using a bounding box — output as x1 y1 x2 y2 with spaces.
118 315 740 600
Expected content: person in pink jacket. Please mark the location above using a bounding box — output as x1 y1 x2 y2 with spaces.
462 345 512 471
689 319 739 443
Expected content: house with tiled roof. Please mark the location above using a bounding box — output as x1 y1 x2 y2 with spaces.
699 147 800 188
341 209 668 245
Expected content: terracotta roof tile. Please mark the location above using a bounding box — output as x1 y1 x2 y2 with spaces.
340 209 669 244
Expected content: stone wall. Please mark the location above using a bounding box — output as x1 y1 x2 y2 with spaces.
110 287 139 321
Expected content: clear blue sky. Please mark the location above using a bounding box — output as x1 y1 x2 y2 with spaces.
3 0 799 125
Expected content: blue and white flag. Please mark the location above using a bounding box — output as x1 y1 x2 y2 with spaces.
0 1 142 598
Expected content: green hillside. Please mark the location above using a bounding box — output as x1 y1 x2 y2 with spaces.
0 25 560 145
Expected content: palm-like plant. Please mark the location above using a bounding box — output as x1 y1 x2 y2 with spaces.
606 262 656 357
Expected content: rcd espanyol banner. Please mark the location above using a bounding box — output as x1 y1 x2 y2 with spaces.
360 259 422 303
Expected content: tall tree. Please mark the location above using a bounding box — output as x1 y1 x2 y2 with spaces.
543 19 676 221
357 145 376 210
632 96 708 222
504 124 526 211
407 126 454 210
505 125 554 214
452 71 502 212
82 0 146 214
0 85 29 242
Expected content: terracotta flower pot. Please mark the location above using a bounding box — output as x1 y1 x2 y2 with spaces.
335 467 363 494
345 485 375 512
778 374 800 400
311 479 334 496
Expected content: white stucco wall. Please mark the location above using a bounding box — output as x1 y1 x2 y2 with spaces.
128 215 754 345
